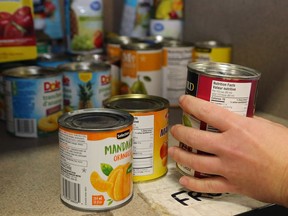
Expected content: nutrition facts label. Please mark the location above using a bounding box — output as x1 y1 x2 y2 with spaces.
133 115 154 176
210 80 252 116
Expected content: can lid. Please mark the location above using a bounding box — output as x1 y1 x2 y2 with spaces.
107 35 139 45
103 94 169 112
121 42 163 50
188 62 261 80
195 40 230 48
58 61 111 72
37 53 69 62
58 108 134 131
163 39 194 48
2 66 58 78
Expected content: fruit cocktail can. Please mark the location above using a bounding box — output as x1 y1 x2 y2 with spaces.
58 108 134 210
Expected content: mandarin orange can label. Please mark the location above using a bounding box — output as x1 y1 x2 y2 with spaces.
58 108 134 211
103 94 169 182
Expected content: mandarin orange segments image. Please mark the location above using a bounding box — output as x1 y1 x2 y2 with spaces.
90 162 132 203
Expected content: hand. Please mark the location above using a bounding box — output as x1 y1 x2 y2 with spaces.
168 95 288 207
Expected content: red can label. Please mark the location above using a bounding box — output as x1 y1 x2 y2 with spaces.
178 63 260 178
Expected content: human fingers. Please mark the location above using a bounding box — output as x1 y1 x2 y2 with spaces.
168 146 223 176
178 95 243 132
178 175 237 194
170 124 221 154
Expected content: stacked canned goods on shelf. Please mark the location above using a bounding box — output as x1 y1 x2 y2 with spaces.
1 0 254 212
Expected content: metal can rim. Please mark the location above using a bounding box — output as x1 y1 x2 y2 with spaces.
121 42 163 50
58 108 134 132
188 62 261 80
103 94 170 112
195 40 231 48
2 66 59 78
58 61 111 72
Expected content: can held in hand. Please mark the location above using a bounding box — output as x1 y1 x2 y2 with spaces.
120 42 163 96
58 108 134 211
162 40 194 106
3 66 63 138
58 61 111 112
177 62 261 178
194 40 232 63
103 94 169 182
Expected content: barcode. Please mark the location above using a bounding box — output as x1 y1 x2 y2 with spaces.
62 178 81 203
15 119 37 137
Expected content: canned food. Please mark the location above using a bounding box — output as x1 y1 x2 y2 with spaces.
162 40 194 106
194 40 232 63
177 62 261 177
3 66 63 137
103 94 169 182
65 0 104 54
58 61 111 112
73 54 121 96
106 36 138 59
37 53 70 68
120 42 163 96
58 108 134 211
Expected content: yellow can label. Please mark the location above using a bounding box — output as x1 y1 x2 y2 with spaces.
132 108 169 182
106 44 122 59
59 126 133 210
194 47 232 63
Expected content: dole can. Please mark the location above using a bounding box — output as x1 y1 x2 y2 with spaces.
58 61 111 112
3 66 63 137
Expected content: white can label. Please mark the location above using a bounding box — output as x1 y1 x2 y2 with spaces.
59 126 133 210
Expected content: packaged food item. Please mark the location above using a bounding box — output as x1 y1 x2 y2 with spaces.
162 40 194 106
58 61 111 112
3 66 63 138
0 0 37 63
177 62 261 178
103 94 169 182
120 0 153 38
120 42 163 96
65 0 104 54
154 0 183 20
58 108 134 211
194 40 232 63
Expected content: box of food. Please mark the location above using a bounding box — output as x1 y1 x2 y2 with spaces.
0 0 37 63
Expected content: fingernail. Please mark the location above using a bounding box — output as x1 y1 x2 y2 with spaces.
179 176 188 186
179 95 185 103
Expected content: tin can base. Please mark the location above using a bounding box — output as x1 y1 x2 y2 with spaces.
60 194 133 212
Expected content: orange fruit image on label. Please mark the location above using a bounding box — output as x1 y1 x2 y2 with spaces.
90 162 132 202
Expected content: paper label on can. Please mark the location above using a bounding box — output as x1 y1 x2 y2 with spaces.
180 70 258 177
121 49 163 96
63 71 111 112
4 75 63 137
59 126 133 210
132 109 169 182
162 46 193 105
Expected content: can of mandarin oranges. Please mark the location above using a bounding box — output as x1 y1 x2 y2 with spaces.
103 94 169 182
58 108 134 211
177 62 261 178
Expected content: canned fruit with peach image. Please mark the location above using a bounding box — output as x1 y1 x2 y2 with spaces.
58 108 134 211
